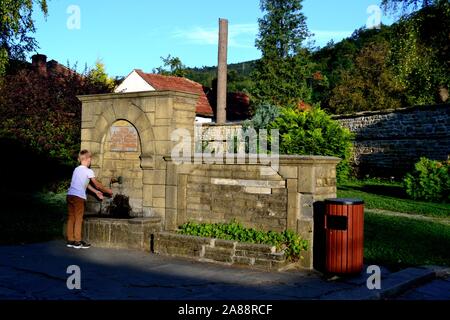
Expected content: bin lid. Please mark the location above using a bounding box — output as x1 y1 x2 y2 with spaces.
325 198 364 205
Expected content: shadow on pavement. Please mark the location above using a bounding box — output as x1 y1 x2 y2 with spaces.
0 241 370 300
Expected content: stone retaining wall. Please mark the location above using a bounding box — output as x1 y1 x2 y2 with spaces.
154 232 288 270
177 164 288 232
333 104 450 177
165 155 339 270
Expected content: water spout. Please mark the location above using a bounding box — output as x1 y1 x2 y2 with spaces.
102 176 125 215
110 176 123 187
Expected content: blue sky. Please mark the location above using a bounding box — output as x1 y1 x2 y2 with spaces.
31 0 395 77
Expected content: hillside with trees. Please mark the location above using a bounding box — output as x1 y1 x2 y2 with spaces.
177 0 449 114
156 57 258 94
314 1 449 113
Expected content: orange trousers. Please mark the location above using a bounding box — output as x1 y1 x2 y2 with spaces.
66 195 85 242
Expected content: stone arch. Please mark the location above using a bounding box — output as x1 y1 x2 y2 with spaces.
83 99 159 217
92 101 156 169
99 119 144 216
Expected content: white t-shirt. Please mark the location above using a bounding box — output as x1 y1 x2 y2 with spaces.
67 165 95 200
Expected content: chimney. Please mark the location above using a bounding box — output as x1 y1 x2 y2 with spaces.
32 54 47 75
216 18 228 124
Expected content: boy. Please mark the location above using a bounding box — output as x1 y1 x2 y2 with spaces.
66 150 113 249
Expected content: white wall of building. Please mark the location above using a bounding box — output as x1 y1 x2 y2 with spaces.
114 70 155 93
195 117 213 124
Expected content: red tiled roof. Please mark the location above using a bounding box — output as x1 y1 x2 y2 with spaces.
134 70 213 117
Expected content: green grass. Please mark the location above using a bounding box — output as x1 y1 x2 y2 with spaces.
365 212 450 269
338 179 450 218
0 191 66 244
339 179 450 268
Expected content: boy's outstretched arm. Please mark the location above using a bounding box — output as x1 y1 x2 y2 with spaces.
87 184 104 200
90 178 113 196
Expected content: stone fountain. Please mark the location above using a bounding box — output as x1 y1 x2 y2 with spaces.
76 90 341 269
77 90 202 251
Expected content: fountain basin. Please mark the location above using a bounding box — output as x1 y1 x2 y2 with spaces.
82 216 162 251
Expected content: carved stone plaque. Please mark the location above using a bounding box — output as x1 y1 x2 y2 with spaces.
110 121 138 152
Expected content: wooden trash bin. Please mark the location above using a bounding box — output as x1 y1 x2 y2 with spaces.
324 198 365 274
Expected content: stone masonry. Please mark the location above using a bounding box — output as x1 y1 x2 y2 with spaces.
101 120 143 215
333 104 450 177
164 155 339 269
83 217 162 251
154 232 288 270
79 91 198 219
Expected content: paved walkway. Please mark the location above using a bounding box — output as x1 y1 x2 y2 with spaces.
0 242 448 300
395 277 450 300
366 209 450 225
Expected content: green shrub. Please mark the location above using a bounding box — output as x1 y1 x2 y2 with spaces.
243 102 280 131
404 157 450 203
43 178 71 194
267 107 354 182
178 221 308 261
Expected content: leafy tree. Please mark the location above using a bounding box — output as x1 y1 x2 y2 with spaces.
312 26 394 111
0 0 48 75
256 0 309 58
87 59 116 91
226 69 254 94
251 0 313 106
329 40 406 113
381 0 447 15
0 62 113 167
315 0 449 113
389 3 450 105
153 54 187 77
185 61 257 92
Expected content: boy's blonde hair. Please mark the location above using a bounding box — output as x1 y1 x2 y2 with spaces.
78 150 92 162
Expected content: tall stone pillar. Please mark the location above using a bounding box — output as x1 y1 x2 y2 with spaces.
216 18 228 124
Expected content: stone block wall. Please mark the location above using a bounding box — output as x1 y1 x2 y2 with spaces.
82 217 162 252
165 155 340 269
333 104 450 177
154 232 288 270
187 165 287 232
197 122 245 153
